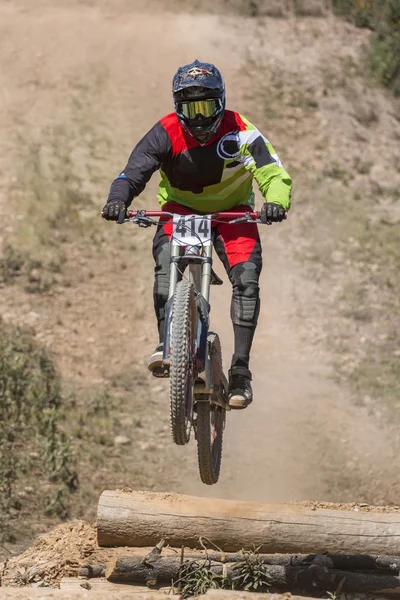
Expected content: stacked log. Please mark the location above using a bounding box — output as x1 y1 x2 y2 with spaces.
97 490 400 554
94 491 400 596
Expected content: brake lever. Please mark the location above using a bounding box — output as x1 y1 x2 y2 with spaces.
133 217 152 228
228 217 261 224
129 209 151 227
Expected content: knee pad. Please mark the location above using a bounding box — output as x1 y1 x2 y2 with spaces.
153 244 170 318
229 262 260 327
153 243 170 293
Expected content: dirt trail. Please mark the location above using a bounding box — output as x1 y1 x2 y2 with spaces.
0 0 399 536
175 225 398 503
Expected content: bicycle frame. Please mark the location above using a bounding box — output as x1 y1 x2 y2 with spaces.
123 209 260 405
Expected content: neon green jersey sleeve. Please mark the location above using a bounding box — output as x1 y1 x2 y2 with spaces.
238 115 292 211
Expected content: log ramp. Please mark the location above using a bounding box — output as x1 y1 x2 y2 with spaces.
97 490 400 554
79 491 400 597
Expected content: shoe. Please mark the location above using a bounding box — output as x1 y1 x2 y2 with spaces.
148 343 169 378
228 366 253 409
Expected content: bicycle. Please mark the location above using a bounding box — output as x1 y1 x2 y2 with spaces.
118 208 261 485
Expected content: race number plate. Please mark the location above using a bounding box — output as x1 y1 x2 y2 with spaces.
172 214 212 247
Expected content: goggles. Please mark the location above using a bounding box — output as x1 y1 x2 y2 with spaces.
177 98 223 120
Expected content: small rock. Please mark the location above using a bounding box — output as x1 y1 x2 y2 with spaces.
28 567 42 579
30 581 44 588
80 582 91 590
114 435 131 445
29 269 41 282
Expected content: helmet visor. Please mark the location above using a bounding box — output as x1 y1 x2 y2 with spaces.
177 98 223 120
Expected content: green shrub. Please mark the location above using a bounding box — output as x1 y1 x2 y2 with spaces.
332 0 376 27
332 0 400 94
0 318 77 536
369 0 400 94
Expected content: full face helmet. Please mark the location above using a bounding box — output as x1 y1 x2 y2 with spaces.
172 59 225 145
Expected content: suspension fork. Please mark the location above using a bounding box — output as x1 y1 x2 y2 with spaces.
162 244 181 365
200 244 212 303
194 245 216 395
163 244 213 371
194 245 213 373
168 243 181 300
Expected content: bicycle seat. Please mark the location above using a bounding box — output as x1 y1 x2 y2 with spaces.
211 269 223 286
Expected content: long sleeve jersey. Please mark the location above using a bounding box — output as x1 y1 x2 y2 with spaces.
108 110 292 213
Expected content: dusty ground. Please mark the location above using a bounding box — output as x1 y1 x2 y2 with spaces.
0 0 400 587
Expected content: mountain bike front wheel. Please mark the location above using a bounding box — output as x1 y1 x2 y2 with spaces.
170 279 197 445
196 333 226 484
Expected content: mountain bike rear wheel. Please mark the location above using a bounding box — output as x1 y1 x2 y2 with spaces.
196 333 225 484
170 279 197 445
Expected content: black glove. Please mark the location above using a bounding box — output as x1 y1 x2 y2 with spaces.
260 202 286 224
102 199 127 223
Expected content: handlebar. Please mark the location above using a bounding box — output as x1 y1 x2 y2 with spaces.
101 208 287 225
127 210 260 221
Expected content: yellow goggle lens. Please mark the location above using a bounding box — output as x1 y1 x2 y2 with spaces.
180 99 221 119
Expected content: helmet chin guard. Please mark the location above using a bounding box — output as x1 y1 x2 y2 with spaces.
180 111 224 145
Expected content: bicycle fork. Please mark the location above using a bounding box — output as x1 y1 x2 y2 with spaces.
162 245 214 383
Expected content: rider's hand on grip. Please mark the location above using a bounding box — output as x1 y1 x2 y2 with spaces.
102 199 127 224
260 202 286 224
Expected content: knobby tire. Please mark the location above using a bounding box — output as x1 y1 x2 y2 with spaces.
196 332 225 484
170 279 197 445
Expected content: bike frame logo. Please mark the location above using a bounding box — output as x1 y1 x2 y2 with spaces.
216 133 241 161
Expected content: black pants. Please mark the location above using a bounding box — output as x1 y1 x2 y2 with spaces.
152 224 262 371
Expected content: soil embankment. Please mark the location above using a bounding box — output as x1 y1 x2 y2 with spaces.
0 0 399 565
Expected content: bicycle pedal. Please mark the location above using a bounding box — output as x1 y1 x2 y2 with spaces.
152 366 170 378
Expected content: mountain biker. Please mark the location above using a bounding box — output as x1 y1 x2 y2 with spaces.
103 59 292 409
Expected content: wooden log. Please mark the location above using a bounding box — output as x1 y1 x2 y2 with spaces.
106 556 181 585
104 555 400 594
78 563 106 578
97 490 400 555
80 554 400 579
166 552 400 573
78 549 400 579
